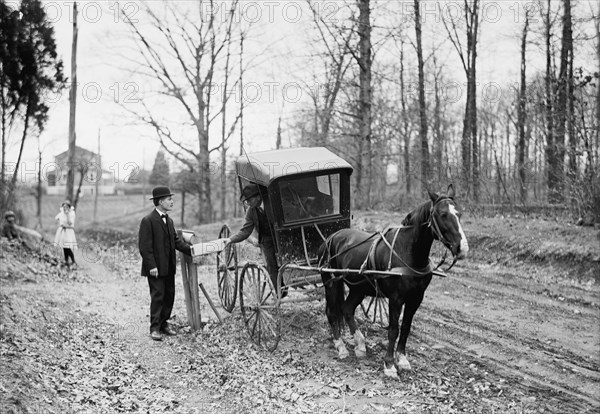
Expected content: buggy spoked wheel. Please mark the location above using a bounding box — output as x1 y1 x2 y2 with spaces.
217 224 238 313
239 263 281 351
361 295 389 329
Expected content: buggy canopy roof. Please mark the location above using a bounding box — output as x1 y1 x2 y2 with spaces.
236 147 353 186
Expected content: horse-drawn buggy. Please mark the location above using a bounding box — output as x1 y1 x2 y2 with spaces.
210 147 469 378
214 147 353 349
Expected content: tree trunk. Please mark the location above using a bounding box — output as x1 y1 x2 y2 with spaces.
461 99 472 196
74 166 86 209
469 0 480 202
552 0 573 203
1 75 6 210
433 65 443 183
517 13 530 203
544 0 557 203
220 28 232 221
399 39 411 195
567 27 576 183
357 0 372 208
596 12 600 162
414 0 429 191
7 96 31 209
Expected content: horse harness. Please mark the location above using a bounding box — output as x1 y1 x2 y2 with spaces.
358 226 433 277
320 195 460 287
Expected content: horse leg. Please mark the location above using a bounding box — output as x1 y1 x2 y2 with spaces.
342 289 366 358
383 300 403 378
395 294 425 371
324 275 348 359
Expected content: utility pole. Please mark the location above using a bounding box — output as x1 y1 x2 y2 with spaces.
93 128 100 222
65 2 78 202
142 146 146 207
235 32 245 217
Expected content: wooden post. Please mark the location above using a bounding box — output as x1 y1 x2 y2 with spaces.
179 252 202 331
179 252 194 328
188 258 202 329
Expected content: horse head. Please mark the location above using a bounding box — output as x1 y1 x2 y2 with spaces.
427 184 469 260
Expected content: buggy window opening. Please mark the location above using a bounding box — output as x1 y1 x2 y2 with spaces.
279 173 341 223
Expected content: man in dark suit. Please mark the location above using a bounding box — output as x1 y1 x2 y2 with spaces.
139 186 191 341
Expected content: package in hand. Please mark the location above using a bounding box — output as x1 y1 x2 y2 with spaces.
191 238 227 256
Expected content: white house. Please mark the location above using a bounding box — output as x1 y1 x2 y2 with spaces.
46 146 115 196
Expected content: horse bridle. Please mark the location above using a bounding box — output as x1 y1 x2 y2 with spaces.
428 196 460 271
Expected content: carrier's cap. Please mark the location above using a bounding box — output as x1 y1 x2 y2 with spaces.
240 184 260 201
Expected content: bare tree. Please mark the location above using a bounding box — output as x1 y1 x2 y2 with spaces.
305 1 356 147
542 0 559 203
397 36 412 194
356 0 373 208
443 0 480 201
552 0 574 203
517 9 532 203
413 0 429 191
432 53 448 185
119 1 243 223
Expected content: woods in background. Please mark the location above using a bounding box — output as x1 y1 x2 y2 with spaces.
1 1 598 225
294 0 598 223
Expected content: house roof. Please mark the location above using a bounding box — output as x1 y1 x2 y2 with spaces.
55 145 97 161
235 147 353 186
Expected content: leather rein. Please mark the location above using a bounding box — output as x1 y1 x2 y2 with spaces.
321 196 460 279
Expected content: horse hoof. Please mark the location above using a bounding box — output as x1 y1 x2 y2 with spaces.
396 354 412 371
383 364 398 378
355 348 366 358
333 338 349 360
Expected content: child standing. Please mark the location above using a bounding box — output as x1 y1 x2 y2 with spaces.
55 200 77 267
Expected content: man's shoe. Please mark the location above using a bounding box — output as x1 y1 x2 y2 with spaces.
161 326 177 336
150 330 163 341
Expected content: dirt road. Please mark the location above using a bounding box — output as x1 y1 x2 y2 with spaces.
1 215 598 413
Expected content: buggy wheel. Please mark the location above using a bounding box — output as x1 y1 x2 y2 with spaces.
217 225 238 313
361 295 389 329
239 263 281 351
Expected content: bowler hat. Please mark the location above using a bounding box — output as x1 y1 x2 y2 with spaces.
240 184 260 202
61 200 72 208
150 186 174 200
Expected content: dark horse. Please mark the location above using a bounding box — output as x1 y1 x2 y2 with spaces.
318 185 469 378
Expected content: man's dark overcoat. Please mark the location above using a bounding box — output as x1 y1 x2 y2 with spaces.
139 210 190 277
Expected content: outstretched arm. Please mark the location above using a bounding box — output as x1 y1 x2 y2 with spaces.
226 208 256 245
